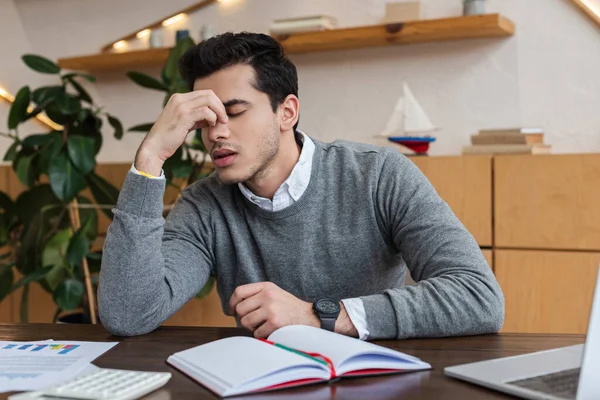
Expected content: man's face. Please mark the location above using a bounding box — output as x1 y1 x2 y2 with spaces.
193 64 280 185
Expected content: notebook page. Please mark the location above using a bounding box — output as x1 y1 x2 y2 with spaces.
168 336 328 390
267 325 429 374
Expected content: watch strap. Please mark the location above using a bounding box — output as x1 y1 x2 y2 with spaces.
321 317 336 332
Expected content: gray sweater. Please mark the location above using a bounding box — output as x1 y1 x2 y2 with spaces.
98 139 504 339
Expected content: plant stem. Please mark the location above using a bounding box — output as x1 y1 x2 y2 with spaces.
20 284 29 323
52 307 62 323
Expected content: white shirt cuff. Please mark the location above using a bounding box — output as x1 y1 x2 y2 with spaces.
130 163 165 179
341 298 370 340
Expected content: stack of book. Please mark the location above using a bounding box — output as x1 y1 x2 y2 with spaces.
269 15 337 36
462 127 551 155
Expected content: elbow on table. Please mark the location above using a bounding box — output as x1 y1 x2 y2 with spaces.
480 287 505 334
98 300 160 337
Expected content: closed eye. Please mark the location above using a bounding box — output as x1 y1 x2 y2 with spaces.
227 111 245 118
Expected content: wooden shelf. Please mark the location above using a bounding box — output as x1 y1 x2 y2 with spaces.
57 14 514 72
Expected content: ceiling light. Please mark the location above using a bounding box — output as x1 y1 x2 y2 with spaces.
136 29 151 39
162 13 186 27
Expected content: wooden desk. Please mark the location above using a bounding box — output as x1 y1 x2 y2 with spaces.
0 323 585 399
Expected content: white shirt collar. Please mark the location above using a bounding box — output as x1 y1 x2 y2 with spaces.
238 130 315 211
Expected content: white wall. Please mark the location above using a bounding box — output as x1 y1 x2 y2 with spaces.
1 0 599 162
0 0 56 156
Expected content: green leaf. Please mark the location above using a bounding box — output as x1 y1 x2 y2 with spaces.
48 151 87 202
22 54 60 74
171 159 193 179
108 115 123 139
42 228 71 291
66 78 92 103
32 86 64 106
86 252 102 274
38 132 63 174
61 72 96 83
12 265 53 291
0 191 13 214
77 196 98 242
85 172 119 219
8 86 31 130
170 75 189 95
66 221 90 269
56 92 81 115
67 135 95 174
15 153 36 188
0 266 13 303
126 71 169 92
195 276 215 299
53 279 84 310
128 123 154 133
4 141 19 162
45 103 67 125
164 36 195 83
22 133 52 148
15 184 60 227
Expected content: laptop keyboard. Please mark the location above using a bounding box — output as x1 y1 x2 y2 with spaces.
506 368 580 400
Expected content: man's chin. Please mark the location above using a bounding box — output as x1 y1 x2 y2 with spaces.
215 170 246 186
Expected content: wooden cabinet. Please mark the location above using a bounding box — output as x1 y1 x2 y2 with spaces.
411 155 492 247
2 153 600 334
496 249 600 334
495 154 600 251
164 287 236 328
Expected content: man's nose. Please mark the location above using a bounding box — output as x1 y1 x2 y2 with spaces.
207 121 230 143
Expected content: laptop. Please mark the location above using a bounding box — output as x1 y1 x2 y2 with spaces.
444 265 600 400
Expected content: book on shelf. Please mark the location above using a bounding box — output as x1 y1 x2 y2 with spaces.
269 15 337 35
166 325 431 397
462 144 551 155
470 133 544 145
478 127 544 136
383 1 422 23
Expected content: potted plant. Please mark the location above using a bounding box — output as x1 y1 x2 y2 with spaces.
0 53 123 324
125 36 215 298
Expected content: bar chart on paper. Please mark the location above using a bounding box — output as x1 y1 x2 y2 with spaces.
2 343 81 355
0 340 118 392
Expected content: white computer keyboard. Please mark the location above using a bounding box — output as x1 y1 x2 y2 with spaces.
8 367 172 400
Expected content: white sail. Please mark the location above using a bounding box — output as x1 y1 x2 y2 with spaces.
375 82 437 138
403 83 435 134
378 95 404 137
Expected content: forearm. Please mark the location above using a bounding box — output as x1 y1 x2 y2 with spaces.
98 172 209 336
369 149 504 340
361 249 504 340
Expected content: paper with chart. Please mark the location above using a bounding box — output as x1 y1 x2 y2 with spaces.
0 340 118 392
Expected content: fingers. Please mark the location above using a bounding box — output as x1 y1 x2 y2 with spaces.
254 320 278 339
234 295 262 318
190 108 217 129
240 308 267 332
169 91 228 125
229 283 265 314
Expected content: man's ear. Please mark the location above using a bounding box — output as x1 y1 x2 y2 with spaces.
279 94 299 132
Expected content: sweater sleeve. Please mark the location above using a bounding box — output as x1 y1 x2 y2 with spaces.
360 149 504 340
98 171 213 336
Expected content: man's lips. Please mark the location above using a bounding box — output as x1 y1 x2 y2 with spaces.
212 148 237 159
212 148 238 168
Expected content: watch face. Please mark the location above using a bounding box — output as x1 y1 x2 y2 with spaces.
316 299 340 314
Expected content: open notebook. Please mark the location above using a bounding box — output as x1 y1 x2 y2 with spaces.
166 325 431 397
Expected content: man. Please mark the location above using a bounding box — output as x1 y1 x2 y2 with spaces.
98 32 504 340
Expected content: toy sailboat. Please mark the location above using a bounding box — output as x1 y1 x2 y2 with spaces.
376 82 438 155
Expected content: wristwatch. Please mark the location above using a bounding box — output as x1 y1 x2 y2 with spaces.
312 298 341 332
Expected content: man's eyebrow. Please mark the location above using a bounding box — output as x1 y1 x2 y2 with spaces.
222 99 251 107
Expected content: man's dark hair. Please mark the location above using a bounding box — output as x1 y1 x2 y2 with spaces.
179 32 299 130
